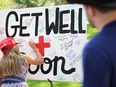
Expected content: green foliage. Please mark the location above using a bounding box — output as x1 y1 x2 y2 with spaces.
13 0 67 8
14 0 46 7
0 0 67 10
53 0 67 5
15 0 39 7
0 0 13 9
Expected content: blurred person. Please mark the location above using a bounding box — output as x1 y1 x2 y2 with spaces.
0 37 44 87
67 0 116 87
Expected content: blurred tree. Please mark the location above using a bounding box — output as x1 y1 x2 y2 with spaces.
54 0 67 5
0 0 14 9
0 0 68 10
13 0 47 8
12 0 67 9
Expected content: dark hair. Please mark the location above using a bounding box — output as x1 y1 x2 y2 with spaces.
66 0 116 13
94 6 116 13
85 4 116 13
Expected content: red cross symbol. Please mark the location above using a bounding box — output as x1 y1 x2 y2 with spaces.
36 36 50 56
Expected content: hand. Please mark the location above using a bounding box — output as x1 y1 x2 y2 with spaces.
28 41 37 49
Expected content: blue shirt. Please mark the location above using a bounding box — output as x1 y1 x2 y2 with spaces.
82 20 116 87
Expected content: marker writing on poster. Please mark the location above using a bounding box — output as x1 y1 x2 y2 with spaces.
5 7 86 37
28 36 76 75
29 56 75 76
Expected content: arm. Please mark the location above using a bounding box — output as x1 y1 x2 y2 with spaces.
24 41 44 65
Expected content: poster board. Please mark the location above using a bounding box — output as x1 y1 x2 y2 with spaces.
0 4 87 82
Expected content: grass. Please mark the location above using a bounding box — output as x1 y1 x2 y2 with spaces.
27 80 82 87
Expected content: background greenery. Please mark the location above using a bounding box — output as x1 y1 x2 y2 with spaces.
0 0 98 87
87 24 98 39
0 0 67 10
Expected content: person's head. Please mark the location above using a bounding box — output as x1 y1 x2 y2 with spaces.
67 0 116 29
0 37 22 76
67 0 116 12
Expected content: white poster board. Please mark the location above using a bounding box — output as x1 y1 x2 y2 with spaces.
0 4 87 82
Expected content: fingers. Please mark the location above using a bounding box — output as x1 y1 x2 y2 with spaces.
29 41 35 45
28 41 36 48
